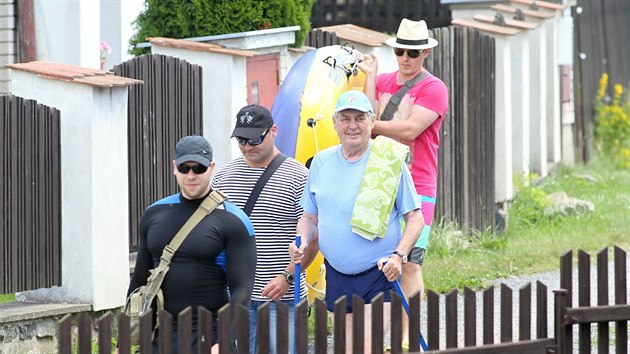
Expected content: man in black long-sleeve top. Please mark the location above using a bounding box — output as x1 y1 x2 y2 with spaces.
128 135 256 353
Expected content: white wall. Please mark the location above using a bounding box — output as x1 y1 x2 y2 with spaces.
11 70 130 311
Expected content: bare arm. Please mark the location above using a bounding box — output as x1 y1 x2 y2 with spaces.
378 208 424 281
289 212 319 266
357 53 380 114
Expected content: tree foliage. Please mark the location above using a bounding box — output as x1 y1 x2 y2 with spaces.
129 0 313 55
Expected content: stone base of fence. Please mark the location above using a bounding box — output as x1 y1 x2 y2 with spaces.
0 302 91 353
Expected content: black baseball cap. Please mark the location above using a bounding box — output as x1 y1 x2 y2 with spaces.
230 104 274 139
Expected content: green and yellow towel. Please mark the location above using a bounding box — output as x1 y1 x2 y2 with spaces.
350 135 409 241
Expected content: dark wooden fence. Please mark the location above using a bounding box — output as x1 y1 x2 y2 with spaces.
574 0 630 162
428 26 497 232
304 28 339 48
0 95 61 294
310 0 451 33
112 54 203 250
58 246 629 353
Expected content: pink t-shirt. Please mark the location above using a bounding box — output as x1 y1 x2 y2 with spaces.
375 71 449 197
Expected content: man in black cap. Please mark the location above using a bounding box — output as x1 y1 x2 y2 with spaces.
128 135 256 353
212 105 316 354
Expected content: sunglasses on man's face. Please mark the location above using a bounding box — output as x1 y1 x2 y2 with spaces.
394 48 424 58
235 129 269 146
177 163 208 174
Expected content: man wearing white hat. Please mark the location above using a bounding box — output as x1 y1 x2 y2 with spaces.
359 18 449 350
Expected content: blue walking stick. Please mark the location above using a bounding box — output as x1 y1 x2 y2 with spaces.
393 278 429 351
293 234 301 354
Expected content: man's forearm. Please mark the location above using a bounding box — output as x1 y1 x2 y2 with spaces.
396 209 424 254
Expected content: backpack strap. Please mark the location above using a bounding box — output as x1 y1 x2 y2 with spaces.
243 153 287 216
380 70 430 121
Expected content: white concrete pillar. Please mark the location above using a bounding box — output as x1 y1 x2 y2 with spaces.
510 31 531 177
545 17 562 166
528 21 548 176
494 35 514 203
8 63 137 311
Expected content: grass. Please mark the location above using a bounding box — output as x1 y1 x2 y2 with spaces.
0 293 15 302
424 154 630 293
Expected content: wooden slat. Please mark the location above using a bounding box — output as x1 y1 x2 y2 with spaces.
427 290 440 350
352 295 365 354
391 292 402 353
577 250 591 353
333 296 346 353
614 246 628 350
295 299 309 354
277 302 289 354
313 299 328 353
464 287 477 347
178 307 193 354
445 289 458 348
519 284 532 341
97 313 112 354
409 291 421 353
198 307 213 354
370 293 384 354
500 284 513 343
536 281 548 339
483 286 494 345
596 248 609 354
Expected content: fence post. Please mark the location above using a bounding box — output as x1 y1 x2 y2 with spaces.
554 289 569 354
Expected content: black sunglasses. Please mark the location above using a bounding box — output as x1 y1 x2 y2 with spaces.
394 48 423 58
177 163 208 174
236 129 269 146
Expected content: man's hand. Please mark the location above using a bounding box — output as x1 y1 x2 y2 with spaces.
377 257 402 282
261 275 289 301
357 53 378 77
288 240 308 265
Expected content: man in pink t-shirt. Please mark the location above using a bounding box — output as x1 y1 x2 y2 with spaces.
359 18 448 349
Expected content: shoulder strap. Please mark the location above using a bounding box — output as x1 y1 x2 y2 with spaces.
158 190 228 265
243 153 288 216
380 70 431 121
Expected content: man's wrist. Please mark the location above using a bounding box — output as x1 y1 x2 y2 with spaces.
281 270 295 285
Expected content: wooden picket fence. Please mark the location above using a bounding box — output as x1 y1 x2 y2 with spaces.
58 247 629 353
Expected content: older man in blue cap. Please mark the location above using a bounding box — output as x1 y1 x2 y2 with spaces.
289 90 424 352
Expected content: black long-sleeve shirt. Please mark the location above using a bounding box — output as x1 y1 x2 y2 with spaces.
128 191 256 340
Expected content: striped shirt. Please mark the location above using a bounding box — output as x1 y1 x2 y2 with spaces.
211 156 308 301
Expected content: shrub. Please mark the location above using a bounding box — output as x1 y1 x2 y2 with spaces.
129 0 313 55
594 73 630 169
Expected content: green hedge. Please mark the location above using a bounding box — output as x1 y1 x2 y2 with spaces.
129 0 313 55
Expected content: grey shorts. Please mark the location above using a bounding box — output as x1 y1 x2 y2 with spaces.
408 247 426 265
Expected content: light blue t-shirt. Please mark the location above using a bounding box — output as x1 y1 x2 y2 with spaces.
301 141 421 274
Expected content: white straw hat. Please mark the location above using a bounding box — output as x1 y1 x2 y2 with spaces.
385 19 439 50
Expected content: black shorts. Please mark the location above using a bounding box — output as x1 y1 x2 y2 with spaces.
408 247 426 265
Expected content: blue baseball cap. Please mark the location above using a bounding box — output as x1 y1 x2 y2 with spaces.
334 90 373 113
